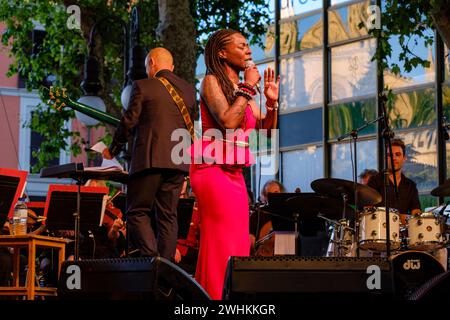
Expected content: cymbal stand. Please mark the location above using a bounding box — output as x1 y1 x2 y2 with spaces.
337 115 384 257
293 212 300 256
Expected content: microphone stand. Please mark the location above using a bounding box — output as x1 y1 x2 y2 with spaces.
337 115 383 257
379 93 399 258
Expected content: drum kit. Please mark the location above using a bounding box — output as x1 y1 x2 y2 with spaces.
257 177 450 265
309 178 450 261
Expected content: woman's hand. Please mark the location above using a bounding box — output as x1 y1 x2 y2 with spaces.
263 67 280 104
244 65 261 88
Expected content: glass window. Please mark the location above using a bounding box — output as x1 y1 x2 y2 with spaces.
331 0 354 5
280 50 323 110
281 145 323 192
280 14 322 55
297 14 323 51
280 20 299 55
388 88 435 130
279 108 323 147
330 139 377 181
395 129 437 192
280 0 322 19
252 154 278 200
250 26 276 61
384 31 435 89
443 84 450 120
443 84 450 178
420 195 438 212
328 0 371 44
328 98 376 140
331 39 377 101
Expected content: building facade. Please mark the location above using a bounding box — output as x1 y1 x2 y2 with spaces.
196 0 450 208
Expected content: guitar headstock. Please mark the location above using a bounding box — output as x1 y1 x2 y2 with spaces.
42 86 69 111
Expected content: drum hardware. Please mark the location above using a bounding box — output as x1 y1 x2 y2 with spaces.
318 213 355 257
311 177 382 257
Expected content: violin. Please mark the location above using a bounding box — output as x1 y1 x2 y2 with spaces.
102 191 123 228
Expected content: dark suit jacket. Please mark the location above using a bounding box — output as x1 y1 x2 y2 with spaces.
109 69 196 175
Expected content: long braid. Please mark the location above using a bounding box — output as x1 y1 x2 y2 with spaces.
204 29 240 106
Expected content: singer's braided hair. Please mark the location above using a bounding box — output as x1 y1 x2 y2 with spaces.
204 29 241 105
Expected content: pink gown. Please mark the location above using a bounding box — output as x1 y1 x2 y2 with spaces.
190 100 256 300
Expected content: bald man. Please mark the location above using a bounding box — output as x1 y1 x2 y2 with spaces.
105 47 196 259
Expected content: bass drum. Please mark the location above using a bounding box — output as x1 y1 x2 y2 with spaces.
391 251 445 299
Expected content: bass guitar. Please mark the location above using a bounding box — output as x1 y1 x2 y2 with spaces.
41 86 120 126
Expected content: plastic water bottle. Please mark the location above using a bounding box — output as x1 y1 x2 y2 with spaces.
12 197 28 235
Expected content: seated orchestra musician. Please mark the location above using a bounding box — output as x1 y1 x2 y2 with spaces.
174 178 200 274
249 180 284 255
77 179 127 259
249 180 328 257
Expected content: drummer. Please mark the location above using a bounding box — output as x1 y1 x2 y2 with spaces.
366 138 421 225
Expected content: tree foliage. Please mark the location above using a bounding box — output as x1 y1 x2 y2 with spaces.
363 0 449 77
0 0 270 172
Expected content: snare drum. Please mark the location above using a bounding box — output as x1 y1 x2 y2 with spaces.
359 207 400 251
407 212 444 251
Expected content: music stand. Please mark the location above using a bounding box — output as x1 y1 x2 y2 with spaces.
41 163 128 260
177 198 195 239
265 193 299 232
43 185 108 231
0 168 28 228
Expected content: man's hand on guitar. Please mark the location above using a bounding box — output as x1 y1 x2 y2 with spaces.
102 148 113 160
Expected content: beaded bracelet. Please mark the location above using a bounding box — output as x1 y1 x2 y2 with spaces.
266 101 279 111
235 89 252 100
238 82 257 96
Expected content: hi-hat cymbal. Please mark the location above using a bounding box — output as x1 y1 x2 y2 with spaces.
311 178 382 207
431 180 450 197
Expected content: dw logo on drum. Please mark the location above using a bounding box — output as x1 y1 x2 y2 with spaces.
403 259 421 270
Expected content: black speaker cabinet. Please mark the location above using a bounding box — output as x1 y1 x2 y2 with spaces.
223 256 394 301
408 271 450 301
58 257 209 300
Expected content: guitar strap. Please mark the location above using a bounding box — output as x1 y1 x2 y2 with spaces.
156 76 195 141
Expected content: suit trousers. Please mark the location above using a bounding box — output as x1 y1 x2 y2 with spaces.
126 168 185 259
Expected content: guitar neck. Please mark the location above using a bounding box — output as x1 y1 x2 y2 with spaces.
68 100 121 126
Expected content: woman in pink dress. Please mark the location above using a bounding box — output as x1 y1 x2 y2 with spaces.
190 29 280 300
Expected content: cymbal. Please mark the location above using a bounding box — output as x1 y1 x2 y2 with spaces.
285 194 355 220
431 181 450 197
311 178 382 207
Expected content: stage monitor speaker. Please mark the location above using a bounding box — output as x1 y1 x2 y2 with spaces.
58 256 209 300
223 256 394 301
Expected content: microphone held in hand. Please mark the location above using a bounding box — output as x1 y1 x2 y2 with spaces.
245 59 261 94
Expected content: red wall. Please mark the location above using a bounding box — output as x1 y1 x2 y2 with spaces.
0 95 20 169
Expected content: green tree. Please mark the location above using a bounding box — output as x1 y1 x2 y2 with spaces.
0 0 270 172
365 1 450 76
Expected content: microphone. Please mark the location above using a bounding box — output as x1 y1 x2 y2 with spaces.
245 59 261 94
